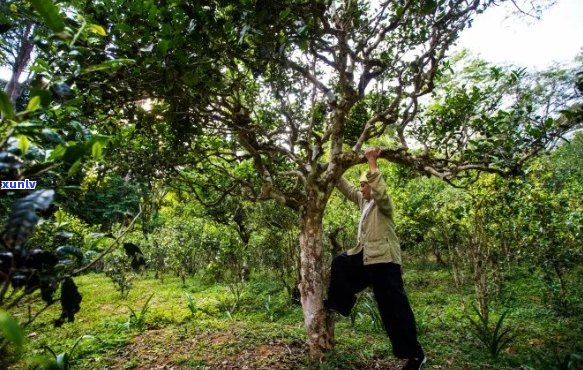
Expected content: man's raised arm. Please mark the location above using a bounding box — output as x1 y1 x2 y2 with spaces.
364 148 394 217
336 176 360 205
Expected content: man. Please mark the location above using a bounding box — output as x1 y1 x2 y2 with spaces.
325 147 426 370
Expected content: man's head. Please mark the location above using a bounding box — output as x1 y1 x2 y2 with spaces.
359 172 372 200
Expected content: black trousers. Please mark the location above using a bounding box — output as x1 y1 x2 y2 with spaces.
325 251 424 359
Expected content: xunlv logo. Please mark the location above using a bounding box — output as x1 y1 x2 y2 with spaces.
1 179 37 190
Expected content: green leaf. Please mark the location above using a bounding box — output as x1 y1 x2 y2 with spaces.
55 209 67 227
48 144 67 161
141 293 155 317
30 88 52 108
42 128 65 144
30 58 50 73
90 134 110 145
0 90 15 119
91 141 103 159
395 6 404 18
56 245 84 264
30 0 65 33
29 65 47 73
63 143 85 164
18 135 30 155
27 96 42 112
81 59 136 74
87 24 107 36
421 0 437 15
157 39 170 55
0 310 25 349
13 122 45 135
69 121 92 139
298 38 308 52
68 158 83 176
56 353 67 368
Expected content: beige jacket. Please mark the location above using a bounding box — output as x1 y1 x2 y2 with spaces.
336 170 402 265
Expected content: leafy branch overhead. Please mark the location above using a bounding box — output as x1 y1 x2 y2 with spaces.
88 0 582 209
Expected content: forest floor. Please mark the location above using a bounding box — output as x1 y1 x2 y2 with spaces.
6 261 583 369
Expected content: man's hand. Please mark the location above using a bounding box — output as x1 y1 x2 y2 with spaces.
364 147 381 160
364 147 381 172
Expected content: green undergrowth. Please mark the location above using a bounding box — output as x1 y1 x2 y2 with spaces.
7 262 582 369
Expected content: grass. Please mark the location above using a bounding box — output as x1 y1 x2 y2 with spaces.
5 262 583 369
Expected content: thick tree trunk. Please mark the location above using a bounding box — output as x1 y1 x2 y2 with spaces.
298 191 335 359
5 23 34 104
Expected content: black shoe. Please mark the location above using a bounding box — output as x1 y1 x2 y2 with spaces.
401 356 426 370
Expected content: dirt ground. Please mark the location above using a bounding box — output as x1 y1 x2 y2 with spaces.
105 327 404 370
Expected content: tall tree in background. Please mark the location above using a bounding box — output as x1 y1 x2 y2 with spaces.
0 2 36 104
